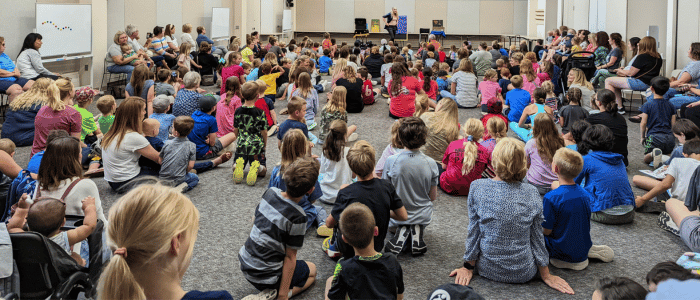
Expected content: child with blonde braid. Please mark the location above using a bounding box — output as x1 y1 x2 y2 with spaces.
440 119 492 195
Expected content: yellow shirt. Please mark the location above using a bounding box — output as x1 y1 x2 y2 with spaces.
571 45 583 57
260 72 282 95
241 47 254 64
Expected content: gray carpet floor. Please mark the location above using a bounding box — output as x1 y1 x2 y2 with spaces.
6 78 690 300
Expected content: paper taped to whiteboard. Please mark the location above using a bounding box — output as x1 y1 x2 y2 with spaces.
36 4 92 57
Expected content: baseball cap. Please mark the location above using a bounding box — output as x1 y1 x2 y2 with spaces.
199 95 218 113
152 95 171 112
74 87 98 104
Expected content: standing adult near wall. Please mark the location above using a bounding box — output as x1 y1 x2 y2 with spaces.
106 31 138 81
382 7 398 43
164 24 180 53
0 36 34 102
180 23 198 52
16 33 60 81
125 25 162 68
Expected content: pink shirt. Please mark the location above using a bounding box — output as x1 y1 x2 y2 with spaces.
220 65 246 95
440 138 490 195
32 105 82 156
522 76 540 95
216 94 242 137
478 81 502 104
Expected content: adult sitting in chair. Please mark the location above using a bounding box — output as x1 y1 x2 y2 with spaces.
149 26 178 69
163 24 180 53
662 43 700 109
195 26 224 57
16 33 60 81
106 31 138 81
125 24 163 68
0 36 34 102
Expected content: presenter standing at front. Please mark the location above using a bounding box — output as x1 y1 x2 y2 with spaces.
383 7 398 43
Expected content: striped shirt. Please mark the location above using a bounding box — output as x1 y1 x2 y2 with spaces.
150 37 169 54
239 188 307 286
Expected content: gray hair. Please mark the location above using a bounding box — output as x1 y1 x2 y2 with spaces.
125 24 138 37
429 34 436 41
183 71 201 89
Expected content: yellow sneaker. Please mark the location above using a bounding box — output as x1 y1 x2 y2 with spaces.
233 157 245 184
247 160 260 186
317 224 333 237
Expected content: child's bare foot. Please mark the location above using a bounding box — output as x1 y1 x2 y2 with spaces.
213 152 233 167
257 165 267 177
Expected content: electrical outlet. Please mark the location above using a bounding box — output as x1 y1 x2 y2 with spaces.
235 26 239 29
85 65 89 71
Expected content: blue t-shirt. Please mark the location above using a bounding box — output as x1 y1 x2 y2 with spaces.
1 104 42 147
188 110 218 158
149 113 176 142
319 56 332 73
542 184 593 263
181 290 233 300
277 119 308 141
436 78 449 92
0 53 17 82
640 98 675 137
566 144 578 151
499 48 509 58
247 68 260 81
505 88 531 122
27 151 44 174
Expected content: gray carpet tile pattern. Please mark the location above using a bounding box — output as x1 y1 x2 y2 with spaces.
6 79 689 300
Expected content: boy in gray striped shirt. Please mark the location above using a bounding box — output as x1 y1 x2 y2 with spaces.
239 157 319 300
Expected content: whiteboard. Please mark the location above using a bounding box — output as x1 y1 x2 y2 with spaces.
283 10 292 31
35 4 92 57
211 7 230 39
325 0 354 33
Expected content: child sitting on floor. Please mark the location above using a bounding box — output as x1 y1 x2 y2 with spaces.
325 203 405 300
525 113 565 196
8 194 96 266
375 120 404 178
359 68 376 105
187 95 237 160
149 96 175 142
239 157 319 300
544 148 614 271
254 79 278 136
259 62 285 110
233 82 269 185
566 120 590 151
481 97 509 141
383 117 438 256
639 76 677 166
664 119 700 166
95 95 116 134
318 120 353 205
440 119 491 196
478 70 503 114
216 76 243 138
277 97 314 150
291 72 319 131
321 140 406 258
592 277 647 300
319 86 357 141
559 87 589 135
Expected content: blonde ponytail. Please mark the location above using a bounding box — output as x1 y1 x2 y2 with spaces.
462 118 484 175
97 184 200 300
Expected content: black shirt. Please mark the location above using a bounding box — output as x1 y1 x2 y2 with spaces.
327 253 404 300
363 53 385 79
331 178 403 258
196 53 218 76
276 67 290 87
335 78 365 113
509 65 521 76
631 53 664 85
587 111 629 166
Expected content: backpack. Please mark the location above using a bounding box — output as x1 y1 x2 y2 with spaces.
2 170 37 222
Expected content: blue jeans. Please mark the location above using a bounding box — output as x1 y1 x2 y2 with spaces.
151 55 165 68
314 84 324 93
439 90 472 108
656 88 700 109
107 64 135 82
264 94 275 110
182 172 199 192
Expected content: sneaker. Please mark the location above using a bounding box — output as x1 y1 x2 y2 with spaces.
618 107 626 115
176 182 188 193
267 124 278 137
233 157 245 184
241 289 277 300
323 81 332 92
652 148 663 169
317 225 333 237
247 160 260 186
322 236 341 258
658 211 680 236
347 132 358 142
588 245 614 262
550 258 589 270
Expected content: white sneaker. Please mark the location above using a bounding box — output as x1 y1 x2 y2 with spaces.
347 132 358 142
588 245 614 262
550 258 589 270
323 81 332 92
175 182 188 193
241 289 277 300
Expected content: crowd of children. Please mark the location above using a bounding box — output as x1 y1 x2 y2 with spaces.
2 25 700 300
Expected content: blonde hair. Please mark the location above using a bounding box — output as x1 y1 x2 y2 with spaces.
483 69 497 81
486 117 507 142
332 58 348 79
540 80 554 94
52 78 74 111
568 68 594 90
389 120 403 149
325 86 347 114
413 94 430 117
343 66 357 84
9 77 54 111
462 118 485 175
182 23 192 33
552 147 584 179
97 184 199 300
491 138 527 182
347 140 376 178
179 43 192 58
113 31 126 45
429 98 459 142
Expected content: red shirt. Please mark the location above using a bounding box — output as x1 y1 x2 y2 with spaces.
220 65 245 95
438 51 446 62
362 79 375 105
389 76 422 118
422 80 438 100
481 113 509 140
254 98 274 127
440 139 490 195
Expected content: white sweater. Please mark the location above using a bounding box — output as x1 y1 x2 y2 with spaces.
17 49 54 79
31 177 107 223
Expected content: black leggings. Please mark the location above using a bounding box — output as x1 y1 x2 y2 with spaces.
31 74 60 81
386 25 398 42
681 103 700 129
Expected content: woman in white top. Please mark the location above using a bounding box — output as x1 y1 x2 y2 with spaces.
163 24 180 53
180 23 197 52
567 68 595 111
16 33 60 80
33 135 107 222
101 97 160 192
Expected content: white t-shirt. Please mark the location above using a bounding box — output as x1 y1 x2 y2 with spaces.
319 147 353 203
667 158 700 200
32 177 107 223
165 36 178 48
102 131 150 183
381 63 392 88
347 61 358 72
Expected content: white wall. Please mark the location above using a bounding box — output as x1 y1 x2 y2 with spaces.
675 0 700 69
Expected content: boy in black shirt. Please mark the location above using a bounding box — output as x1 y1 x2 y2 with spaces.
321 141 407 259
325 202 405 300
